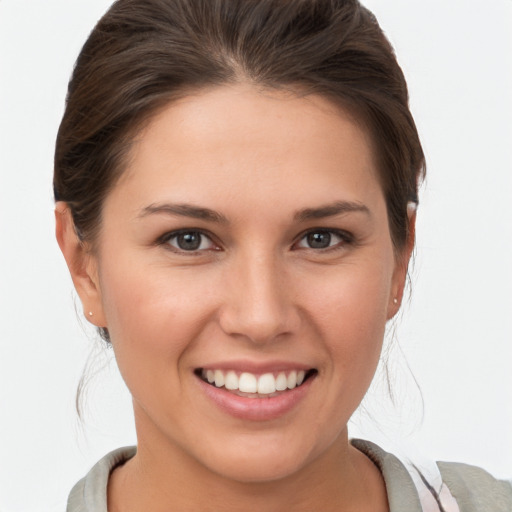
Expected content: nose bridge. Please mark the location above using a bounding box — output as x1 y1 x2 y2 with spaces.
219 248 296 343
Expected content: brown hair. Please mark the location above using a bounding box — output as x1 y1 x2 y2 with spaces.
54 0 424 250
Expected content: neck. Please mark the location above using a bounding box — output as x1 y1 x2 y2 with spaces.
108 414 388 512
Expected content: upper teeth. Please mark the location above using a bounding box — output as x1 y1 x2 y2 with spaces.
202 369 306 394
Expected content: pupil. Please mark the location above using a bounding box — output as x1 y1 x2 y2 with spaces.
177 232 201 250
308 232 331 249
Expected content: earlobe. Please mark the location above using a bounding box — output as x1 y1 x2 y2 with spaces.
55 202 107 327
387 208 416 319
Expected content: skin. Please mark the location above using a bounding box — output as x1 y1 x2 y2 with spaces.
56 84 414 511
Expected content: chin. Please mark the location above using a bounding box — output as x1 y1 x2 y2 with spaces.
208 452 310 484
192 430 332 484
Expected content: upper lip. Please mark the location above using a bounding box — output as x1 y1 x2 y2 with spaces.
197 360 316 375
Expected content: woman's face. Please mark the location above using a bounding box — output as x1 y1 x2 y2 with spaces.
77 85 408 482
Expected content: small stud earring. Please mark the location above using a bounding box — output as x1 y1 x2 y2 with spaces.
393 298 398 305
88 311 93 317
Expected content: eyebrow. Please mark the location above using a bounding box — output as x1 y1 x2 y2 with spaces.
139 203 228 224
294 201 371 222
138 200 370 224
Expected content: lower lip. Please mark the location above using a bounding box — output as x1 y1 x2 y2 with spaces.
196 374 316 421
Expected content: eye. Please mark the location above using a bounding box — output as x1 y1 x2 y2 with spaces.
295 229 350 250
163 230 217 252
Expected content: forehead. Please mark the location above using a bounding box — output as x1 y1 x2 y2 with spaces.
108 84 383 218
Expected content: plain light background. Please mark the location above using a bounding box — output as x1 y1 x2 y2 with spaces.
0 1 511 511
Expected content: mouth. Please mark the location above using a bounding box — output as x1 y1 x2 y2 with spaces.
195 368 318 398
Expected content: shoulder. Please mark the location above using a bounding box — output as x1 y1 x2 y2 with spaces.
438 461 512 512
351 438 425 510
352 438 512 512
66 446 136 512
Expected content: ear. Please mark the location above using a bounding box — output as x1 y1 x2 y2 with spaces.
55 202 107 327
387 206 416 319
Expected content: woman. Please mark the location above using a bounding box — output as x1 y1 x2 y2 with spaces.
53 0 512 510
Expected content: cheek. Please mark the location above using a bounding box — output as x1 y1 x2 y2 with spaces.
309 257 392 329
97 262 216 381
304 255 392 375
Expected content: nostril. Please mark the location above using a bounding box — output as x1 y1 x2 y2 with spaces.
217 272 300 343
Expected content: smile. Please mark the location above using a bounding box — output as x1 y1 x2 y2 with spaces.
197 368 317 397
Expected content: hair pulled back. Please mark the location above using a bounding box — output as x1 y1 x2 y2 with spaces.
54 0 424 252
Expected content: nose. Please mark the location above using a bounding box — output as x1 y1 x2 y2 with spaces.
218 252 300 345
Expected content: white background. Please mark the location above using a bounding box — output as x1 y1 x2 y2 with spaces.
0 1 511 511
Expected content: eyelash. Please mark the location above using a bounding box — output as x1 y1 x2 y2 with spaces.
157 229 220 254
294 228 354 252
157 228 354 254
